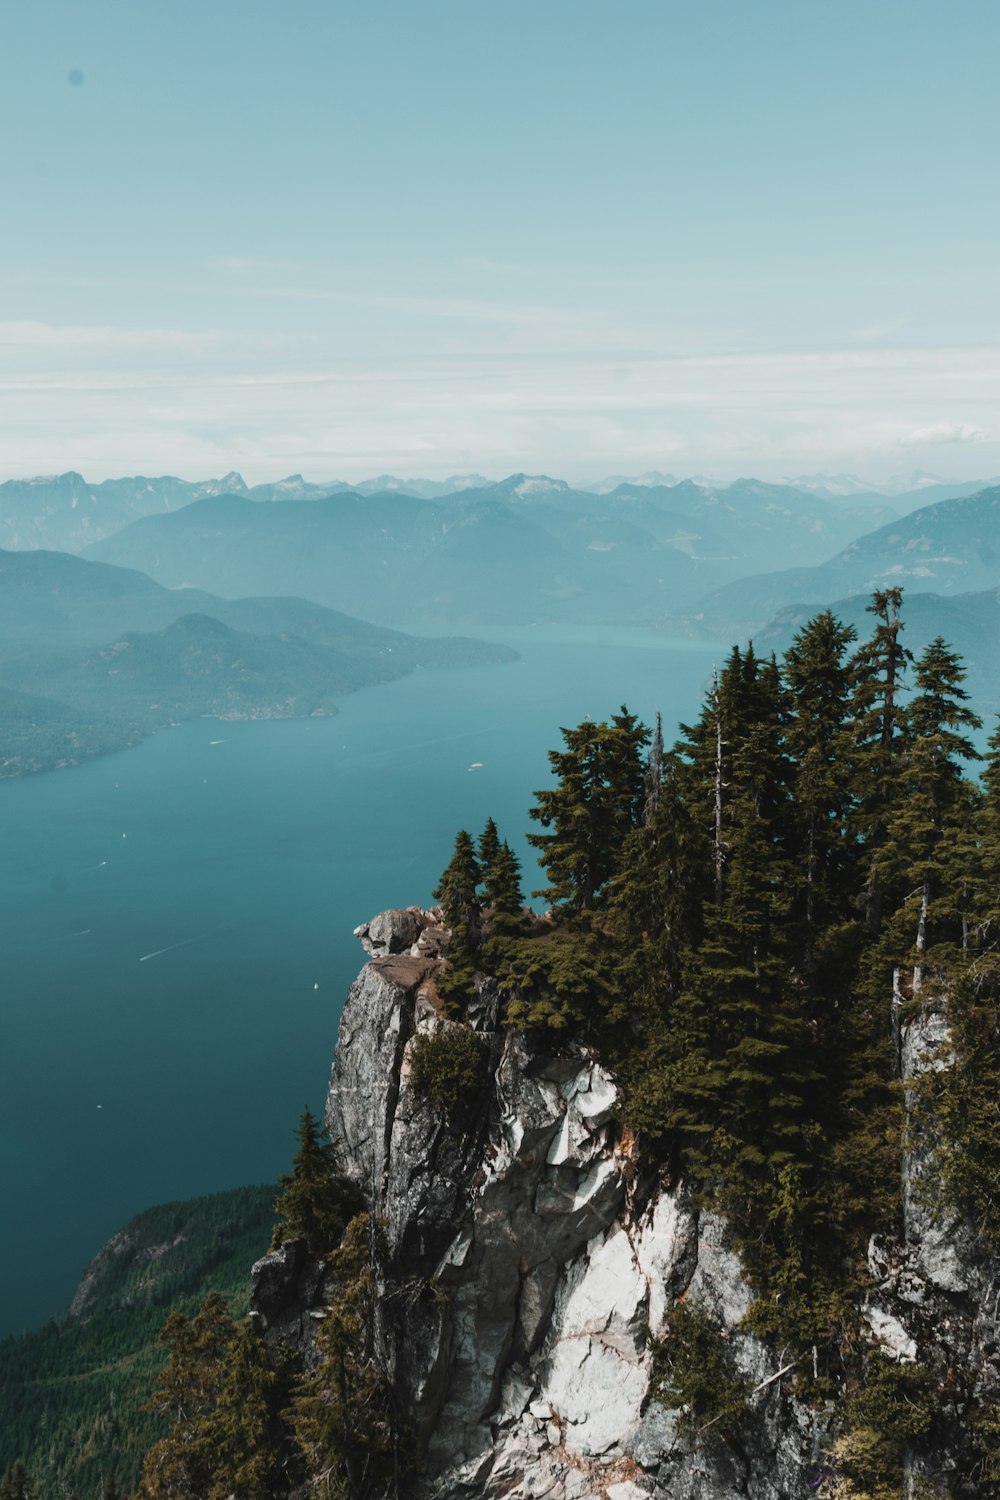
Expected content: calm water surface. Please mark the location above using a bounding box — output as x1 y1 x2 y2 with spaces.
0 627 718 1332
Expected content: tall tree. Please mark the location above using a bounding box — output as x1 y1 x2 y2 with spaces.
139 1294 237 1500
528 709 649 918
272 1107 358 1254
782 609 858 980
884 636 981 988
849 587 910 935
287 1214 399 1500
433 830 483 1010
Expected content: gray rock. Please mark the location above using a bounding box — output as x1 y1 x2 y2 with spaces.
249 911 1000 1499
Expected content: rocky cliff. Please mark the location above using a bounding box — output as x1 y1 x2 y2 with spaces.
251 914 1000 1499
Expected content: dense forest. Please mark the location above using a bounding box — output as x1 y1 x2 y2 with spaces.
6 587 1000 1499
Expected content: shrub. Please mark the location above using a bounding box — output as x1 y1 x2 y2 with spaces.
409 1027 488 1122
651 1300 750 1441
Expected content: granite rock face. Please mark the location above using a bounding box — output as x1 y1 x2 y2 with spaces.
252 917 1000 1498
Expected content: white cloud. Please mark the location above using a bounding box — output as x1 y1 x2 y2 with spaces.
898 422 989 447
1 317 999 484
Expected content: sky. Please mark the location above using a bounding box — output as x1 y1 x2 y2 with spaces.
1 0 999 485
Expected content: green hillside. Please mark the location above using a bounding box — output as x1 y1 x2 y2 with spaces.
0 1186 275 1499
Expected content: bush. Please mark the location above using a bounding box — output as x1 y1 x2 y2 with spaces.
651 1300 750 1441
410 1027 488 1122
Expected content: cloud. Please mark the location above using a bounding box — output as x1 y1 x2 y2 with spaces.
898 422 989 447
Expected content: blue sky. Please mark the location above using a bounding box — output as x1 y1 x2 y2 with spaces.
1 0 999 482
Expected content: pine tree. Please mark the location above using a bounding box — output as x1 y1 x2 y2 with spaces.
849 588 911 935
272 1107 358 1254
528 708 649 917
287 1214 398 1499
483 840 524 936
433 830 483 1011
883 636 981 989
139 1293 237 1500
477 817 502 874
782 609 859 984
205 1321 281 1500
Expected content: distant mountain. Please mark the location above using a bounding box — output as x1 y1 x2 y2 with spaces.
353 473 491 498
247 473 353 501
0 470 253 553
679 483 1000 641
0 548 517 775
83 474 894 629
786 471 996 514
582 470 680 493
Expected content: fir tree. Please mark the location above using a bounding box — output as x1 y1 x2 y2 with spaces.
0 1462 34 1500
782 608 858 978
482 840 524 935
849 587 910 935
287 1214 399 1500
272 1107 358 1254
204 1321 282 1500
883 636 981 988
528 708 649 917
138 1293 237 1500
433 830 483 1011
477 817 502 874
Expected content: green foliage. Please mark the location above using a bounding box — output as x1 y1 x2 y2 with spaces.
493 930 617 1031
286 1214 404 1500
0 1186 274 1500
433 829 483 1015
410 1026 488 1122
830 1357 936 1499
651 1300 750 1441
528 707 649 916
271 1107 360 1255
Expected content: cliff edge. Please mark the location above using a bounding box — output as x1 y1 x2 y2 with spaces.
251 912 1000 1499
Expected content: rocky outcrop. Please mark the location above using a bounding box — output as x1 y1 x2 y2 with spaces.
251 916 1000 1498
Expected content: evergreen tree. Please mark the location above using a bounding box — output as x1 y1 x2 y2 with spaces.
528 708 649 917
849 588 910 935
287 1214 399 1500
272 1106 358 1254
205 1321 282 1500
782 609 858 979
138 1293 236 1500
477 817 502 874
883 636 981 988
483 840 524 936
433 830 483 1011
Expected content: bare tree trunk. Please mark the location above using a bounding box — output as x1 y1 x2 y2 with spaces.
913 879 929 994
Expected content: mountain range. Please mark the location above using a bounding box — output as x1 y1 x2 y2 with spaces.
79 475 905 628
4 467 991 558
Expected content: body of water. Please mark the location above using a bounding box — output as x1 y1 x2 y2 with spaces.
0 627 718 1333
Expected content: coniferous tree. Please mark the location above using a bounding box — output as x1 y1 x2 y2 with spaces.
849 588 910 935
433 830 483 1010
782 609 859 980
483 840 524 935
0 1462 34 1500
139 1293 236 1500
883 636 981 988
477 817 502 875
529 709 649 917
287 1214 398 1500
205 1321 282 1500
272 1107 358 1254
